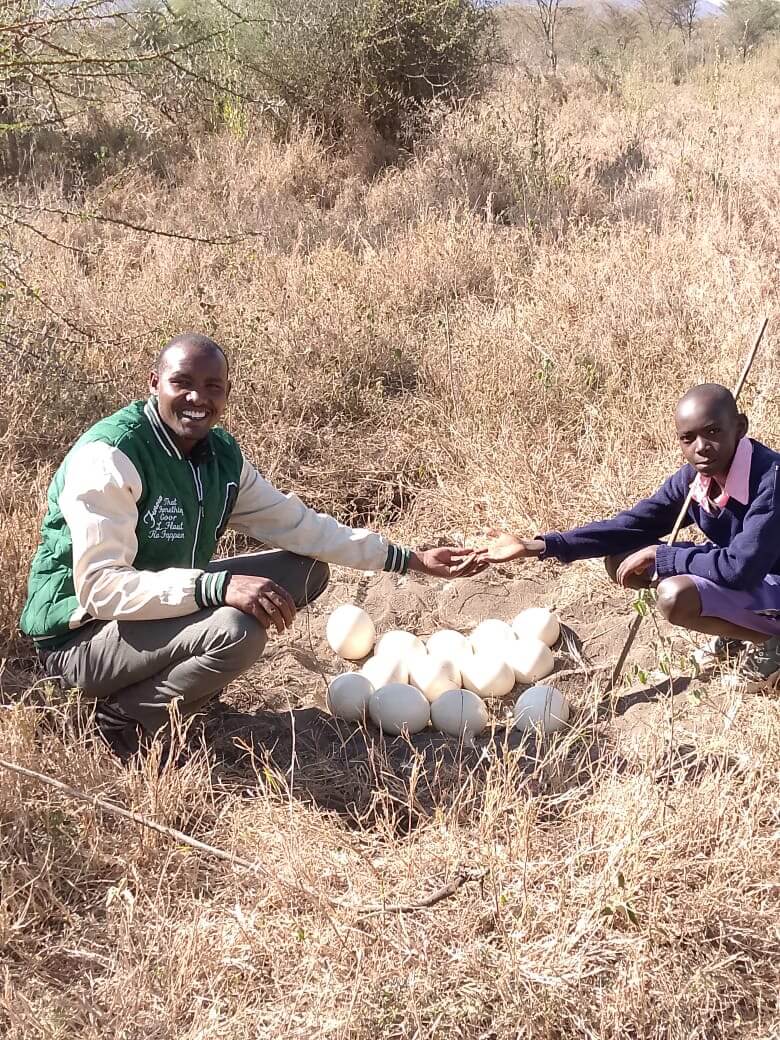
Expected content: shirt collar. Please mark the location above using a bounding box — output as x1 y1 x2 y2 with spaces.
690 436 752 512
143 395 213 463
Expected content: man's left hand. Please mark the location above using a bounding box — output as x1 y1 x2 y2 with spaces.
409 546 488 579
615 545 658 587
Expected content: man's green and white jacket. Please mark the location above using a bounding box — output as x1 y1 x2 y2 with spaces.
21 397 406 649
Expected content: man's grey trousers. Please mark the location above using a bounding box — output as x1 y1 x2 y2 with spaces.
41 551 330 733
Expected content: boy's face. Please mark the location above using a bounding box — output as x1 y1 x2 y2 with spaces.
675 395 748 477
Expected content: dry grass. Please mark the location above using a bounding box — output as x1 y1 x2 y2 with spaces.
2 40 780 1039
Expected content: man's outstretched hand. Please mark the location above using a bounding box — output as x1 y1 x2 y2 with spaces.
409 546 489 579
224 574 297 633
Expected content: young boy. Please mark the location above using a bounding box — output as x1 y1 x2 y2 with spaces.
482 383 780 689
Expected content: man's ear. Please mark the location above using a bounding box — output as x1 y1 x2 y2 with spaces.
737 412 749 439
149 369 159 395
225 379 232 402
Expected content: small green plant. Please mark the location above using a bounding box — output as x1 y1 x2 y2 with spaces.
600 871 640 928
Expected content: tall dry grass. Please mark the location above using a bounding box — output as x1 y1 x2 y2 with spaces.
2 40 780 1039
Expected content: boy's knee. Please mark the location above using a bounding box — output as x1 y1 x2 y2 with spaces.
604 555 621 584
656 577 699 625
208 606 267 670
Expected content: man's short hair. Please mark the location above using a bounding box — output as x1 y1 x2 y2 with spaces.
156 333 229 376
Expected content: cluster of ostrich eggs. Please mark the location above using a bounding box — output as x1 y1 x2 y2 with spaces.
324 602 568 738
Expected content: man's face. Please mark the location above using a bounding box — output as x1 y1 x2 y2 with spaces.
149 345 230 451
675 395 747 478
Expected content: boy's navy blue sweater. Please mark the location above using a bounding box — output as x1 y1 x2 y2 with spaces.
541 438 780 590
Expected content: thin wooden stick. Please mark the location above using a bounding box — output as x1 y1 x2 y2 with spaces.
0 756 483 916
359 868 485 915
607 316 769 692
0 756 262 871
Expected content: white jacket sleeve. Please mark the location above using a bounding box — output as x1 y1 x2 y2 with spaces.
60 442 204 621
228 459 390 571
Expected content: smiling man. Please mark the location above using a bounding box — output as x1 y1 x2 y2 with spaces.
480 384 780 689
20 332 483 756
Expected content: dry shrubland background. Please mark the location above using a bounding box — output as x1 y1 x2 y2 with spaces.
2 2 780 1037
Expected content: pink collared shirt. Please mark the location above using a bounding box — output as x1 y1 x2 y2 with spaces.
690 436 753 514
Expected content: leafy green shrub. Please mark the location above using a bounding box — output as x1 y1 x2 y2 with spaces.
174 0 502 145
723 0 780 59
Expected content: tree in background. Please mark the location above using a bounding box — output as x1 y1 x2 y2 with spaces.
532 0 561 70
724 0 780 58
638 0 668 35
665 0 700 43
599 3 642 51
171 0 502 146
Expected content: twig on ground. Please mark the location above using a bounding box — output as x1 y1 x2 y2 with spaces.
0 755 482 916
358 867 486 915
0 756 262 871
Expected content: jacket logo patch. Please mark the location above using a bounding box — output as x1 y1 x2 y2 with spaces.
143 495 185 541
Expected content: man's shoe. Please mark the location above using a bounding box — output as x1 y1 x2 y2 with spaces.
723 638 780 692
691 636 746 672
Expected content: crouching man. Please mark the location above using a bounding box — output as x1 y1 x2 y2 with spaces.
21 333 483 755
480 384 780 689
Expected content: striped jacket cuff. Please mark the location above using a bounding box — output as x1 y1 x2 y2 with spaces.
383 544 412 575
195 570 230 609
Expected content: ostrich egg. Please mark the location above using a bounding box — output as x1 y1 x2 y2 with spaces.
326 604 376 660
427 629 470 661
460 651 516 699
408 654 461 703
470 619 515 654
505 637 555 683
326 673 374 721
375 630 425 660
431 688 489 739
361 653 408 689
511 607 560 648
368 683 431 736
513 685 570 735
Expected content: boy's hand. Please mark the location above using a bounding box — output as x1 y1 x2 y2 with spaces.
615 545 658 587
479 529 546 564
409 547 488 579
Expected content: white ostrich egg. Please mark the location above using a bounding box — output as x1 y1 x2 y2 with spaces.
431 688 489 739
368 683 431 736
427 629 470 662
511 607 560 648
361 654 408 689
513 684 570 735
505 637 555 683
326 604 376 660
375 629 425 660
326 673 374 721
408 655 461 703
460 651 516 699
470 619 515 654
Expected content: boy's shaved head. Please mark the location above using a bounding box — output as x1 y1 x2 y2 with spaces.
677 383 738 421
155 332 229 377
675 382 747 478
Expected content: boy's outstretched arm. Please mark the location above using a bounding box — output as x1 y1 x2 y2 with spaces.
479 532 546 563
480 467 693 566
